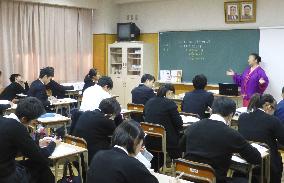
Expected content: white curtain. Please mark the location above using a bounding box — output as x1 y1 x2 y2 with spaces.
0 0 93 86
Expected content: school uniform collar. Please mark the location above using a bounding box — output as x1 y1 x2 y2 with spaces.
114 145 128 155
257 108 265 113
4 113 20 122
209 114 227 124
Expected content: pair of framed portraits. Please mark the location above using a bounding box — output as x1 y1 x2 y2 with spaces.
225 0 256 23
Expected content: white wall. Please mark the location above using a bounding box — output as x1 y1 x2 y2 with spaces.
93 0 119 34
15 0 99 9
119 0 284 33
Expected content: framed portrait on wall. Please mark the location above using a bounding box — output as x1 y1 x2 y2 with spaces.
224 2 240 23
240 1 256 22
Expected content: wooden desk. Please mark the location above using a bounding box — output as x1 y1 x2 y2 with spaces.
121 109 143 119
4 104 17 115
153 172 193 183
37 114 71 135
51 98 77 116
230 143 270 183
65 89 81 98
49 142 88 182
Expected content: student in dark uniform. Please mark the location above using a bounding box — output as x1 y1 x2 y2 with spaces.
132 74 156 105
181 74 214 118
0 74 29 101
238 94 284 183
183 97 261 183
0 71 12 115
44 67 74 99
144 84 183 171
28 67 54 109
82 68 99 93
87 120 158 183
73 98 121 163
0 97 59 183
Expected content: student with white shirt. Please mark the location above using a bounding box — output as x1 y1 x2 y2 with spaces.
0 97 59 183
87 120 158 183
80 76 113 112
182 97 261 183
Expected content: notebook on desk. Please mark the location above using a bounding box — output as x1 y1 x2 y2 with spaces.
218 83 238 96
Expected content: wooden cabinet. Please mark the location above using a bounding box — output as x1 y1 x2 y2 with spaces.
108 42 154 108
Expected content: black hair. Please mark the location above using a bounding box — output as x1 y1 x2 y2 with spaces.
141 74 155 83
0 70 2 76
39 67 54 78
212 97 236 117
9 74 21 82
282 86 284 94
99 98 121 115
112 120 145 154
247 94 275 112
244 5 252 9
250 53 262 63
97 76 113 89
15 97 46 122
157 84 175 97
88 68 97 78
192 74 207 90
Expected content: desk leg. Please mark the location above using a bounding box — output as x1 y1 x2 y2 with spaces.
54 161 58 182
78 155 83 182
248 167 253 183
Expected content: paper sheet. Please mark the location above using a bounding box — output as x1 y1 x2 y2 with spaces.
181 115 200 124
0 100 10 104
50 143 78 158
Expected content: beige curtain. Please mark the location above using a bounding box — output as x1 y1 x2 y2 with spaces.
0 0 93 86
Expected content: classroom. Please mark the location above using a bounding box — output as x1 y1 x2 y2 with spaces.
1 0 284 183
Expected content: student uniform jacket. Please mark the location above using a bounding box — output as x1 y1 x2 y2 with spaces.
72 110 116 162
0 82 27 101
87 147 159 183
144 96 183 151
184 118 261 183
0 116 55 179
131 84 155 105
181 89 214 119
238 109 284 183
46 80 74 99
27 79 50 107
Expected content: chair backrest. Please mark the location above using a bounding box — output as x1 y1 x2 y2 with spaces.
175 158 216 183
127 103 144 112
64 134 87 148
179 112 200 119
140 122 166 153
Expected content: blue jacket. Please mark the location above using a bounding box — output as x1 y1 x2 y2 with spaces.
275 99 284 123
131 84 155 105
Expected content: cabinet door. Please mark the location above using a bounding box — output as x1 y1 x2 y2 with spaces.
126 47 142 77
111 76 125 107
109 47 123 76
125 76 140 107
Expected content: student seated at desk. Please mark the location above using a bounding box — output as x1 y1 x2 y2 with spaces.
82 68 99 93
181 74 214 119
73 98 121 163
87 121 158 183
131 74 156 105
275 86 284 123
182 97 261 183
0 74 29 101
144 84 183 171
238 94 284 183
80 76 112 112
0 71 12 115
28 67 53 109
0 97 59 183
45 67 74 99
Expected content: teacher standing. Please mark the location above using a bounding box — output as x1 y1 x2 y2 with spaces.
226 53 269 107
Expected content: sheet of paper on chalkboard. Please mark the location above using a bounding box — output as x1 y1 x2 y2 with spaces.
171 70 182 83
160 70 171 82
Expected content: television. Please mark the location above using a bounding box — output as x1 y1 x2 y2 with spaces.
117 22 140 41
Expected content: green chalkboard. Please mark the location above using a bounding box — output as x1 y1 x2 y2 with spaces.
159 29 260 84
